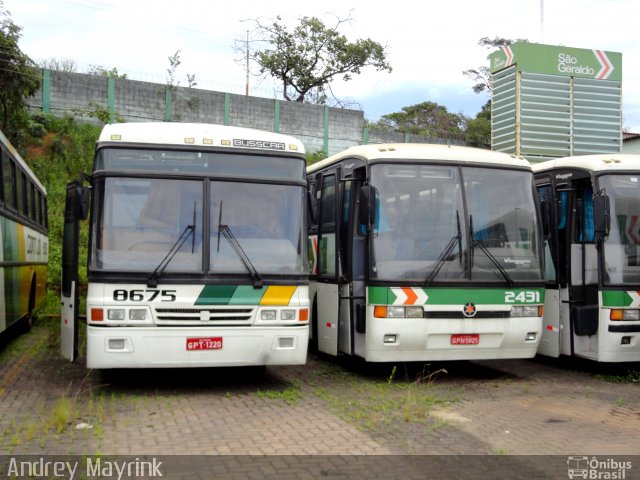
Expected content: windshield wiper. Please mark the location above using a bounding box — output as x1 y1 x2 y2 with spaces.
469 214 514 287
216 201 264 289
147 201 196 288
424 211 463 286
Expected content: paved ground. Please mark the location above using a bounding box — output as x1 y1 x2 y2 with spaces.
0 318 639 479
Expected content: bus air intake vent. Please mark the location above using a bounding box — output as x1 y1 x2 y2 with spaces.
154 307 254 323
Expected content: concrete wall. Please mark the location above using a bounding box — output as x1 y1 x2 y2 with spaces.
29 69 476 156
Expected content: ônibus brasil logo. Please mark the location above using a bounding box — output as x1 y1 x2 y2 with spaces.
567 456 632 479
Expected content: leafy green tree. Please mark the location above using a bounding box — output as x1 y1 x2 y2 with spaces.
462 37 528 94
465 100 491 146
306 150 327 166
243 14 391 104
372 101 466 138
87 65 127 79
0 3 40 143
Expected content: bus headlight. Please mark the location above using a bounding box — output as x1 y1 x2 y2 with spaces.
129 309 147 321
405 306 424 318
261 310 277 321
107 309 126 321
511 306 542 317
374 306 423 318
386 306 405 318
280 310 296 320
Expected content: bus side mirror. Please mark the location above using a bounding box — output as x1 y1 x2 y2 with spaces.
65 180 90 222
307 190 318 225
593 194 610 237
78 186 90 221
358 185 376 233
540 199 551 238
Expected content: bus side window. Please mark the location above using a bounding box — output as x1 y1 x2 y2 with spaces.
0 148 3 205
537 184 557 282
29 182 36 221
318 174 337 277
555 189 571 286
577 185 595 242
16 171 26 217
339 179 352 277
2 154 15 209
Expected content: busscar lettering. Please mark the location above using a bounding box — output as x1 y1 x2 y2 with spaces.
233 139 285 150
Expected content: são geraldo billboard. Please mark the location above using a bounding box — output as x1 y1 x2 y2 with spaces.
489 42 622 81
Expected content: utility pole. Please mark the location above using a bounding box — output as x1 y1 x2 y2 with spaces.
540 0 544 43
245 30 249 96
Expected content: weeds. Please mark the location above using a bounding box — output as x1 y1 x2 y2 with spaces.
313 363 457 432
47 397 76 434
597 370 640 384
255 386 303 404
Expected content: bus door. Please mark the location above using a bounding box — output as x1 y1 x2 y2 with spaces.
568 179 600 359
337 168 367 357
548 175 598 358
536 181 561 357
315 172 339 355
61 180 88 361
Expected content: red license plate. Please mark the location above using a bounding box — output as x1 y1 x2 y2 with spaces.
186 337 223 351
450 334 479 345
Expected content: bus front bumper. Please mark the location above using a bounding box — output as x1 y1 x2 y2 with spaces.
86 325 309 368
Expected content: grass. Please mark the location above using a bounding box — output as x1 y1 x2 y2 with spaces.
596 370 640 384
47 397 76 434
310 362 460 432
494 446 509 455
255 386 303 404
615 396 627 407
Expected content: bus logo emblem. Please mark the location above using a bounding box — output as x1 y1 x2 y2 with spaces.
463 303 477 318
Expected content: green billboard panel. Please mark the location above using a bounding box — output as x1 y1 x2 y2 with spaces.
489 42 622 82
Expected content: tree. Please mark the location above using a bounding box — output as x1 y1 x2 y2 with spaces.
462 37 528 94
39 57 77 72
241 14 391 104
0 3 40 143
465 100 491 146
87 65 127 79
166 50 197 90
372 101 466 138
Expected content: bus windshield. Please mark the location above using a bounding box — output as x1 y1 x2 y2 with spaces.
91 177 204 272
210 181 306 275
91 177 306 275
598 174 640 285
370 164 543 283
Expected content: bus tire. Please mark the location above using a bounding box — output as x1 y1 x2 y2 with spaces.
309 298 318 353
22 278 37 332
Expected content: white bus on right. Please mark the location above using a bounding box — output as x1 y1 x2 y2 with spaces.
533 154 640 362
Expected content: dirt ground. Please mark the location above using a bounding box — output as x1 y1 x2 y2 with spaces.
0 317 638 479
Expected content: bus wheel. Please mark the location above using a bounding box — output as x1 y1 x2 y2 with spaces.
309 299 318 352
22 279 37 332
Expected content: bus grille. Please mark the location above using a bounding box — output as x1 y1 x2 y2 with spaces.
154 307 255 324
423 311 511 319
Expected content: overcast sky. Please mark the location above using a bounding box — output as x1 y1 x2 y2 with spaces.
8 0 640 130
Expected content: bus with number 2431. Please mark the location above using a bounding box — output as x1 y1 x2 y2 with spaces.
307 143 545 361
